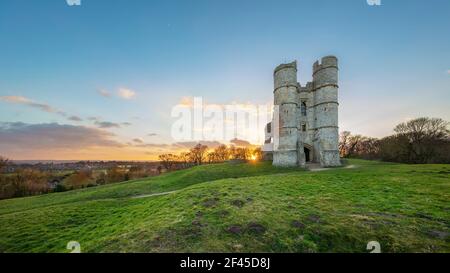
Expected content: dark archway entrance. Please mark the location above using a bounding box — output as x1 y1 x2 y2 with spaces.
304 147 311 162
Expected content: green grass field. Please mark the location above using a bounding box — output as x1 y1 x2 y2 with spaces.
0 159 448 253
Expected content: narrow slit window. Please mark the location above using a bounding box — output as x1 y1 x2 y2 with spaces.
301 101 307 116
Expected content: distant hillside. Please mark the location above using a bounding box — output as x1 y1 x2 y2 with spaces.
0 160 448 253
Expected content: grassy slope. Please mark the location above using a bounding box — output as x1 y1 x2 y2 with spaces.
0 160 448 253
0 162 300 215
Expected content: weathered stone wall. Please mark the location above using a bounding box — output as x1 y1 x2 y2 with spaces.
273 150 298 167
273 61 302 167
312 56 341 167
270 56 340 168
298 83 314 152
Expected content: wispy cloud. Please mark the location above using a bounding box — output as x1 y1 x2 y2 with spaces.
97 89 111 98
132 138 144 143
95 121 121 129
174 141 223 149
89 118 131 129
68 116 83 122
0 122 186 160
0 96 92 122
230 138 252 147
0 96 96 125
118 88 136 99
133 143 170 148
147 133 158 137
98 88 137 100
88 116 100 121
0 122 122 150
0 96 66 116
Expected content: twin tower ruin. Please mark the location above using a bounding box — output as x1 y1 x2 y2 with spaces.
262 56 341 167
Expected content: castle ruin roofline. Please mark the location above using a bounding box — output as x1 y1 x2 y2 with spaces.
313 55 339 74
274 61 297 74
322 55 338 62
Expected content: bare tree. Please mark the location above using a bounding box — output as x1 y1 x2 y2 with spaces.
189 144 208 165
158 154 179 170
339 132 380 159
393 117 449 163
233 147 251 160
339 131 351 157
339 132 365 158
395 117 449 142
207 152 218 163
252 147 263 161
178 152 191 168
214 145 229 162
0 156 9 172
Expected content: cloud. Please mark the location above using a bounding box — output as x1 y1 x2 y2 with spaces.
0 122 123 150
130 141 224 150
88 116 100 121
230 138 252 147
95 121 121 129
0 96 66 116
0 96 93 124
147 133 158 137
68 116 83 122
174 141 223 149
179 97 194 107
98 88 137 99
134 140 249 151
97 89 111 98
0 122 258 160
118 88 136 99
89 118 131 129
134 143 170 148
447 70 450 75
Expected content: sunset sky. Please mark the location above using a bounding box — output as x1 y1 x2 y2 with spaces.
0 0 449 160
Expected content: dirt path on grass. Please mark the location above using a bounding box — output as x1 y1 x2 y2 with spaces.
131 191 177 199
131 165 358 198
308 165 357 172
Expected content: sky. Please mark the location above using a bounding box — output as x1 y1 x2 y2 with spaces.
0 0 449 160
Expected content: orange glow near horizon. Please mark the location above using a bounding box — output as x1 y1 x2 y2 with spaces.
5 142 263 161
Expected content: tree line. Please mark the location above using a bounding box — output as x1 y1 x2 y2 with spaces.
339 117 450 164
158 144 262 171
0 161 158 200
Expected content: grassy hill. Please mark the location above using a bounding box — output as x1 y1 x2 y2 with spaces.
0 159 448 253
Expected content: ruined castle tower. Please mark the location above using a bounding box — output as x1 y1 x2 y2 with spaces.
262 56 341 168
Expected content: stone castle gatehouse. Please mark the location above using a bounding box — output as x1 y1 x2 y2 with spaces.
262 56 341 168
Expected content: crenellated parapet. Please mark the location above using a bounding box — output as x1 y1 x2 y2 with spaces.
313 56 338 88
